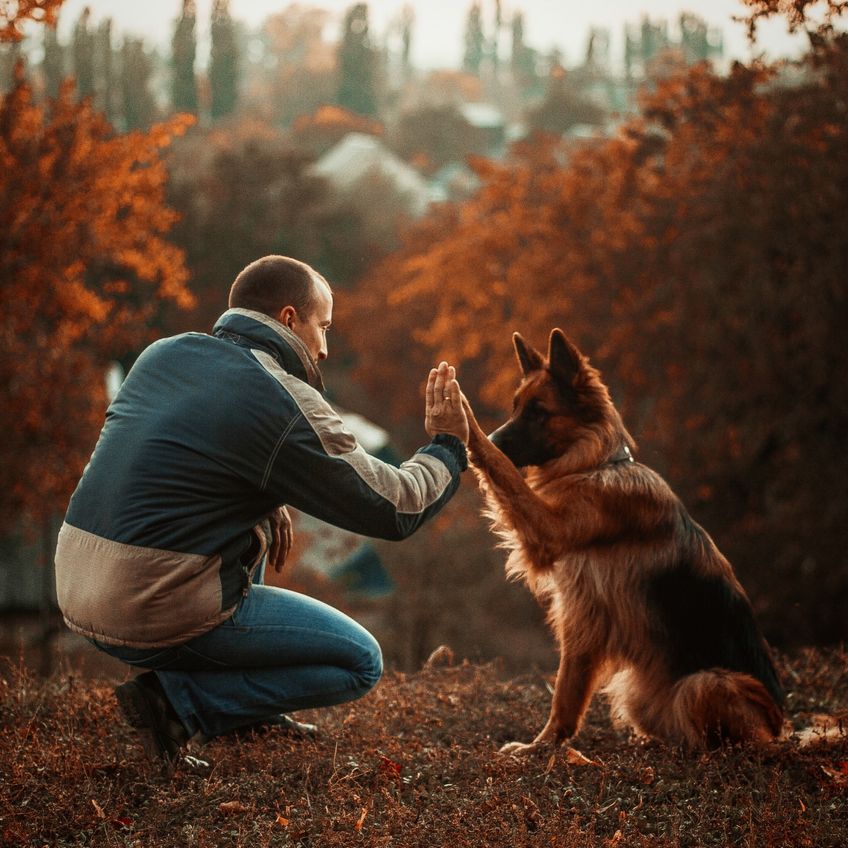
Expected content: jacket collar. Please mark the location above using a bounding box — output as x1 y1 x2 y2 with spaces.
212 308 325 392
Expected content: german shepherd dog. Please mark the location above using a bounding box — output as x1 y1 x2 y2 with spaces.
462 329 784 754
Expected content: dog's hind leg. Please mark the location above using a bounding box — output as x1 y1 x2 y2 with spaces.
500 649 601 755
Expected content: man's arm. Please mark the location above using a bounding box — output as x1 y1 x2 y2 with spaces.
259 360 468 541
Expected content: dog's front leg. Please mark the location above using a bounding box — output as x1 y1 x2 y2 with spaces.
462 396 563 566
501 650 599 756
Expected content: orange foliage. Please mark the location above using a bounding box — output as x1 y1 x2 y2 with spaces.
0 67 194 529
342 40 848 643
0 0 63 41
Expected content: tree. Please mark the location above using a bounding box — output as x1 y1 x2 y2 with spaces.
341 36 848 645
71 5 93 100
41 17 62 97
120 37 157 130
526 64 606 135
209 0 238 119
171 0 197 114
462 2 485 75
337 2 378 118
0 66 193 529
93 18 114 119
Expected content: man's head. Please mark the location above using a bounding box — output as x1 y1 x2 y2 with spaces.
229 255 333 362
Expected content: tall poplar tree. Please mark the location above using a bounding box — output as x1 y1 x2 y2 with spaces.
462 2 485 75
337 3 378 117
42 20 63 98
72 6 94 100
209 0 238 119
120 37 157 130
171 0 198 113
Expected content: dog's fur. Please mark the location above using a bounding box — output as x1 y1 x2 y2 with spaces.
463 329 784 754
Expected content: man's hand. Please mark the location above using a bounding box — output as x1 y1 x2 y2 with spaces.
267 506 293 574
425 361 470 444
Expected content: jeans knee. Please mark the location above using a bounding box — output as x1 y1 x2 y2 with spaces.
356 637 383 693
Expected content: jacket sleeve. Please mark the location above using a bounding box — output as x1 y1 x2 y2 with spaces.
262 377 467 541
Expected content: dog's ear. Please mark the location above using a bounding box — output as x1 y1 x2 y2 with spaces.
513 332 544 375
548 328 583 386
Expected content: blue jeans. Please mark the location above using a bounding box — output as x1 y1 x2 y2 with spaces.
90 561 383 738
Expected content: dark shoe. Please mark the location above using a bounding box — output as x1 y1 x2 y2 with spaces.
114 672 189 765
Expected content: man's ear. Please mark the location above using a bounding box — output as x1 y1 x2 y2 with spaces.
547 328 583 386
513 332 544 375
279 305 297 329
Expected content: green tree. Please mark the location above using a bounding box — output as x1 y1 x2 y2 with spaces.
463 1 484 75
209 0 238 119
93 18 114 119
171 0 197 113
120 37 156 130
337 3 378 117
71 5 93 99
41 18 63 98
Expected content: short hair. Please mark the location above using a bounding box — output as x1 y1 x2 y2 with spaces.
228 255 330 318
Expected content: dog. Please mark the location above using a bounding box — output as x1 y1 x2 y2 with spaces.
462 328 784 754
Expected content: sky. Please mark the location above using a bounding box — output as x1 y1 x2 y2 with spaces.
44 0 808 71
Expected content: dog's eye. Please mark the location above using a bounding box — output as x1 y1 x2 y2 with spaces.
528 401 550 419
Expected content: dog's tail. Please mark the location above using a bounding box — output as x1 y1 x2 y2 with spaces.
610 667 783 748
670 669 784 747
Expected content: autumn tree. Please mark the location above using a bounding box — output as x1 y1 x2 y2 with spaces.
171 0 197 114
0 0 63 41
341 35 848 645
0 59 193 529
337 2 378 118
209 0 238 119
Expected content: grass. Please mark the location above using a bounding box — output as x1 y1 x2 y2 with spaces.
1 647 846 847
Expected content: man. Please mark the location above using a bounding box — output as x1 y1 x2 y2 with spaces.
54 255 469 766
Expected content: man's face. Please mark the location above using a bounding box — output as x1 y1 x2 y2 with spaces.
287 277 333 362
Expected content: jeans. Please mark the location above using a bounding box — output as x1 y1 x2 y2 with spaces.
89 560 383 738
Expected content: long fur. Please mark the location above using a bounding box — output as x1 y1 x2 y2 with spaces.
464 329 783 752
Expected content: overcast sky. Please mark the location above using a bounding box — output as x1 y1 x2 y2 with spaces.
45 0 807 70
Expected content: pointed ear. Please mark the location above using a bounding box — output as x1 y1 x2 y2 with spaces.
513 332 544 375
547 328 583 386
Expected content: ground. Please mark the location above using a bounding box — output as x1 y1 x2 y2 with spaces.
1 648 846 847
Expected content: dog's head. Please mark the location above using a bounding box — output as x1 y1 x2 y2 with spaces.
490 329 627 468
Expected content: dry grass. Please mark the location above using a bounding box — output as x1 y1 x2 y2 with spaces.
1 648 846 847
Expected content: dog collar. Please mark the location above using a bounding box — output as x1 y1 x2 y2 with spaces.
608 445 634 464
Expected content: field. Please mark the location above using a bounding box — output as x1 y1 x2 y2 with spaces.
1 646 846 847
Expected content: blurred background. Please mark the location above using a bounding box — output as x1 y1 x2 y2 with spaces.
1 0 845 678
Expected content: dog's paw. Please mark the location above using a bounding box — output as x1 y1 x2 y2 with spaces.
498 740 546 756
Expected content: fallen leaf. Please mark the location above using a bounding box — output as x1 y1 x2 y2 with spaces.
354 806 368 832
219 801 248 814
564 747 602 767
276 813 289 827
379 755 402 776
90 799 105 819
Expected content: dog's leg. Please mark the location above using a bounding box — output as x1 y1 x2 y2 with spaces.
501 649 599 755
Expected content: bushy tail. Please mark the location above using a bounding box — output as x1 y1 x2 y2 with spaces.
610 668 783 748
665 669 784 747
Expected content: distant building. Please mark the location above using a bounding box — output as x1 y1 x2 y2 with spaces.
312 132 436 217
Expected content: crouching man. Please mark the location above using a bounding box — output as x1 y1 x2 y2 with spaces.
54 255 469 766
